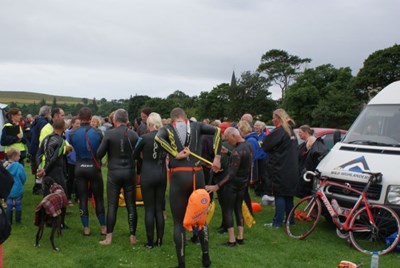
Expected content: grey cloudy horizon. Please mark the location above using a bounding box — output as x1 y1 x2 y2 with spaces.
0 0 399 101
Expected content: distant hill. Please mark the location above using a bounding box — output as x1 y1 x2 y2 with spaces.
0 91 83 105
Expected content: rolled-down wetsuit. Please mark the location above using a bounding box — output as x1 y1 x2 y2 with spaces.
97 125 139 235
69 124 105 229
155 120 221 267
133 130 167 247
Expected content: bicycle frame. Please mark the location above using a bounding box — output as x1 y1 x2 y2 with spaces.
314 179 375 231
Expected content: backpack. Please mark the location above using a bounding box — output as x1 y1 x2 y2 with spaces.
0 205 11 245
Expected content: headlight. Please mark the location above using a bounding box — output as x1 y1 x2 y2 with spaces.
387 186 400 205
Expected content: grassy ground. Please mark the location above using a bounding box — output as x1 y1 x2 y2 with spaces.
2 165 400 268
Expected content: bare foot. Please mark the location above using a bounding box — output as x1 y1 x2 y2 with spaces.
101 225 107 235
99 234 112 245
129 235 137 245
163 211 167 220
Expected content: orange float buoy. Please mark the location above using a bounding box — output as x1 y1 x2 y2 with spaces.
251 202 262 213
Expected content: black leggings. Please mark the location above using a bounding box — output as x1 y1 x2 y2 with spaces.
169 169 209 265
141 172 167 245
106 169 137 235
222 181 246 229
75 162 105 227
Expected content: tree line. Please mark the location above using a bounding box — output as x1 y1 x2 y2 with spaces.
8 44 400 129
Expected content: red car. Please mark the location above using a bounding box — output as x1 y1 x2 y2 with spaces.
294 127 347 149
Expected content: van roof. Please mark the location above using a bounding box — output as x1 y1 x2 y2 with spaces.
369 81 400 105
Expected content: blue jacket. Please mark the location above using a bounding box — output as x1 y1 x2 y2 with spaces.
245 132 267 160
28 116 50 156
7 162 27 198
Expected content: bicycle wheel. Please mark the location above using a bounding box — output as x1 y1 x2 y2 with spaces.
285 196 322 240
349 204 400 255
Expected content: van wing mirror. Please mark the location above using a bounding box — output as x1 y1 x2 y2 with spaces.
333 129 341 145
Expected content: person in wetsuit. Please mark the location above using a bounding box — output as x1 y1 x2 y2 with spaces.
36 118 71 227
69 107 106 236
97 108 140 245
206 127 253 246
133 112 167 248
155 107 222 268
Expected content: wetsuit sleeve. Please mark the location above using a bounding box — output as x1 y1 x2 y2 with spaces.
96 132 109 160
155 126 178 158
44 137 63 174
132 137 144 160
217 149 241 187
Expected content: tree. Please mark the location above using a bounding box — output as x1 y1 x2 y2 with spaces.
257 49 311 99
144 97 176 119
352 44 400 101
195 83 230 121
81 98 89 105
127 95 151 119
228 71 276 122
39 98 46 106
52 97 57 107
283 64 359 127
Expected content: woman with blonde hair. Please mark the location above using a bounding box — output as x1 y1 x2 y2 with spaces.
261 108 298 228
133 112 167 248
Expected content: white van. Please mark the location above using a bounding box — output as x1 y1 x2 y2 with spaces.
316 81 400 215
0 103 8 160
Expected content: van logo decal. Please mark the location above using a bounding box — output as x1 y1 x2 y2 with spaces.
335 156 370 173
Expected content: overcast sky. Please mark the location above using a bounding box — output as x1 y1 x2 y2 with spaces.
0 0 399 100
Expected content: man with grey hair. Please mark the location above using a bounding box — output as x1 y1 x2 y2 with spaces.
29 105 51 195
206 126 253 247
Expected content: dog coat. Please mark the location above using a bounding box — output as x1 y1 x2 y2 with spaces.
34 184 67 226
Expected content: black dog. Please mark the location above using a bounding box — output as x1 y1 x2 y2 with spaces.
34 177 67 251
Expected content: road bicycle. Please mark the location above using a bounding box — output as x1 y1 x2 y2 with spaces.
285 170 400 255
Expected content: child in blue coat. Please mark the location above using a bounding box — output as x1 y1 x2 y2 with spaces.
4 148 27 224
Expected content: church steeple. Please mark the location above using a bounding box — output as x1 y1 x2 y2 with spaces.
231 71 237 87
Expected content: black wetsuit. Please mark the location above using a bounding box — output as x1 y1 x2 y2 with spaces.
155 120 221 267
134 130 167 246
69 124 105 228
36 133 67 194
97 125 139 235
36 132 68 225
217 141 252 230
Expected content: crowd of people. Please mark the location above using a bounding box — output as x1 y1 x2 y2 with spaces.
0 105 328 268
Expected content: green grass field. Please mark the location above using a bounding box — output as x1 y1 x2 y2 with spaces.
2 165 400 268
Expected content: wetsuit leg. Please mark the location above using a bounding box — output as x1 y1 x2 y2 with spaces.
222 183 236 228
105 174 120 233
234 186 245 227
75 174 89 227
90 169 106 224
155 178 167 245
122 171 137 236
141 178 155 245
169 172 192 266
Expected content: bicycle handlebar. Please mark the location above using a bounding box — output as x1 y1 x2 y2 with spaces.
303 170 318 182
362 171 383 184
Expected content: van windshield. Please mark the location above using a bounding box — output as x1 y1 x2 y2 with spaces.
343 104 400 147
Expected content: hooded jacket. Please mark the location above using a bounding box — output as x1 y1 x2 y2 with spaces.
6 161 27 198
